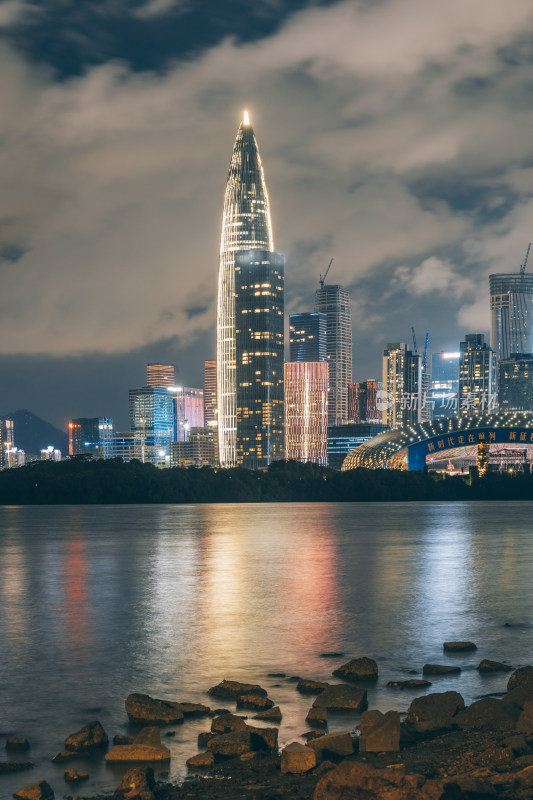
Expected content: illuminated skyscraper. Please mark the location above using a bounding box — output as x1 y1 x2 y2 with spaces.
68 417 113 458
173 387 204 441
348 380 382 423
499 353 533 412
289 312 326 362
382 342 421 427
0 418 14 470
314 285 352 424
204 360 217 425
235 249 284 469
217 111 274 467
128 386 175 466
458 334 497 416
490 273 533 361
146 363 175 388
284 361 328 465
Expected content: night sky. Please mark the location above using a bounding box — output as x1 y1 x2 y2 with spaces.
1 0 533 430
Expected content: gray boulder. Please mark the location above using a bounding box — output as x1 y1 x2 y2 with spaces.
359 710 400 752
407 691 465 733
64 721 108 752
125 693 184 725
312 683 367 712
332 657 378 682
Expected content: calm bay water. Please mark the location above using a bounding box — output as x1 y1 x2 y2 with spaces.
0 501 532 797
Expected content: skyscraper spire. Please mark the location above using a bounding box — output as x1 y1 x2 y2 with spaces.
216 113 274 467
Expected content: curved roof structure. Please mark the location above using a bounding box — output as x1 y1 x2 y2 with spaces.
341 412 533 471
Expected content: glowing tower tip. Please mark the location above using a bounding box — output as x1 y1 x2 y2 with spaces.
243 109 250 126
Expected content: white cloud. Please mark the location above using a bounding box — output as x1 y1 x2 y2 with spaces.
132 0 182 19
0 0 38 27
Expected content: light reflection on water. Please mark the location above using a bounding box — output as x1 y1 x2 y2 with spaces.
0 501 532 797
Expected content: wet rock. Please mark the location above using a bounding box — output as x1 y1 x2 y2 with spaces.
236 694 274 711
267 673 286 678
319 653 344 658
213 708 232 715
446 773 496 795
306 707 328 727
186 751 215 768
12 781 54 800
207 730 252 758
407 691 465 734
503 686 533 713
422 664 461 675
503 733 530 756
105 727 171 762
517 701 533 734
359 710 400 752
508 666 533 693
0 762 33 773
113 735 135 745
64 720 108 752
302 730 325 741
197 731 215 747
207 680 267 699
515 764 533 787
387 679 432 689
247 726 278 751
332 657 378 682
477 659 512 673
312 684 367 712
443 641 477 652
313 760 337 777
297 679 330 695
306 731 353 762
50 750 82 763
252 706 282 722
313 761 445 800
164 731 175 737
6 738 30 752
177 703 211 717
115 766 155 796
125 693 184 725
455 698 517 731
63 769 88 783
280 742 317 774
210 713 248 734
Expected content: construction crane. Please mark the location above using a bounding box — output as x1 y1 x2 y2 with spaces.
520 243 531 276
423 330 430 372
411 326 418 354
319 258 334 289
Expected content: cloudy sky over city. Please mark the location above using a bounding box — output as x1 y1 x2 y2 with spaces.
1 0 533 428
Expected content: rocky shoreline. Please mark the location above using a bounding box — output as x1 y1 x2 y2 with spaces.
7 652 533 800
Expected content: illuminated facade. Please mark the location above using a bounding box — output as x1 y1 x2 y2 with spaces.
490 273 533 361
327 422 388 469
289 312 326 362
173 387 204 441
382 343 421 428
284 361 328 465
235 249 284 468
171 427 217 467
68 417 113 458
0 419 14 470
458 334 497 416
204 360 217 425
128 386 175 465
146 363 176 388
217 112 274 467
430 352 460 419
499 353 533 412
314 285 352 424
348 380 381 423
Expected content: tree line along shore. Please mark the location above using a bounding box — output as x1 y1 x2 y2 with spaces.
1 458 533 504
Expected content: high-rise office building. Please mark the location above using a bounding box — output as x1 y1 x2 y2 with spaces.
382 343 421 427
0 419 14 470
458 334 497 416
146 363 176 388
171 427 217 468
217 112 274 468
490 273 533 361
128 386 175 466
348 380 382 423
68 417 113 458
204 360 217 425
289 312 326 363
235 249 284 469
498 353 533 412
430 351 460 419
172 387 204 441
284 361 328 465
327 422 389 470
314 285 352 424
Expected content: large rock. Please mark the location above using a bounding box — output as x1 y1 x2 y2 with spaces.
198 731 215 747
211 714 248 734
332 657 378 682
517 701 533 734
443 641 477 652
313 762 445 800
387 679 432 689
115 766 155 796
477 659 512 673
306 707 328 727
306 731 353 762
359 710 400 752
407 691 465 734
6 738 30 752
63 769 88 783
247 725 279 751
297 679 330 695
281 742 317 774
0 763 33 774
207 680 267 699
508 666 533 693
235 694 274 711
312 684 367 712
252 706 282 722
105 727 171 762
422 664 461 675
12 782 54 800
64 720 108 752
186 751 215 768
177 702 211 717
455 698 517 731
207 730 252 758
125 693 184 725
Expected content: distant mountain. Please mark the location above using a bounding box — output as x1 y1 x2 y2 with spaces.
0 409 69 455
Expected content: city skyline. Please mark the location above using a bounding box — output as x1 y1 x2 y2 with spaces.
1 1 533 429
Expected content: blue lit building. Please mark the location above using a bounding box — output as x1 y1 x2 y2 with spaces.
430 351 460 419
128 386 175 466
327 422 389 470
289 312 326 362
68 417 113 458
